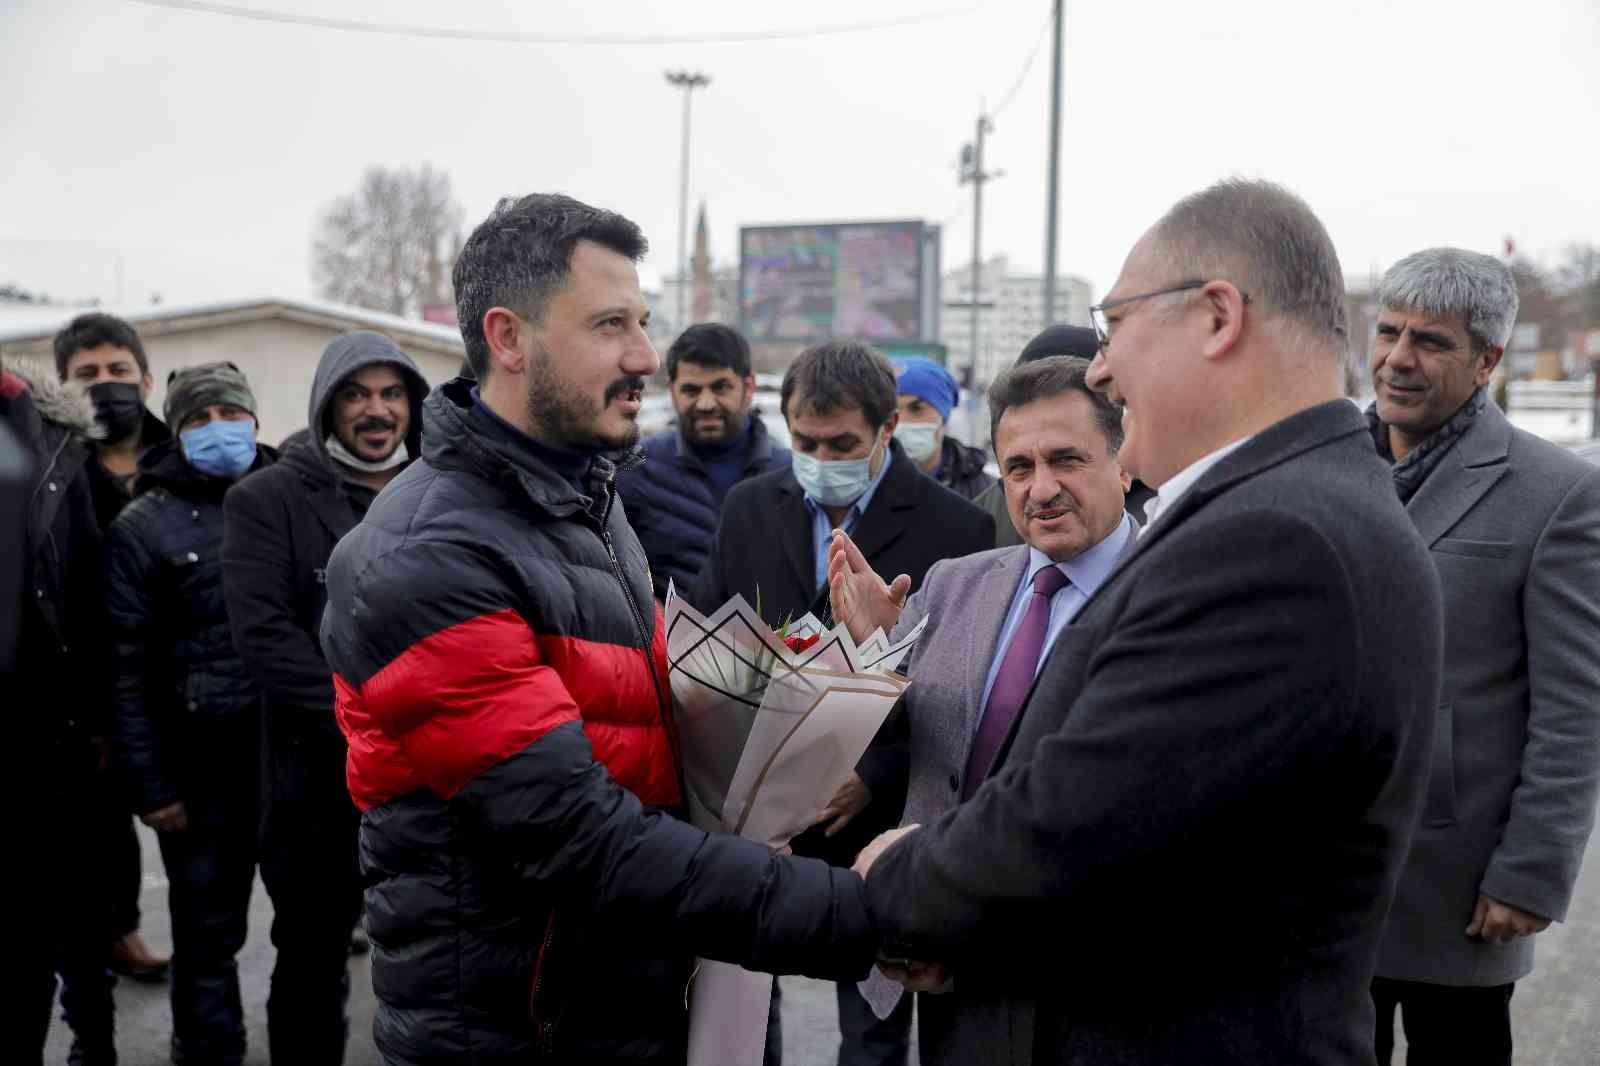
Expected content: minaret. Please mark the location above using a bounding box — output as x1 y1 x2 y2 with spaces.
691 201 712 324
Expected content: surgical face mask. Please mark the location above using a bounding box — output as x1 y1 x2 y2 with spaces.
325 433 409 474
180 419 257 479
88 381 145 442
893 421 941 464
792 436 883 508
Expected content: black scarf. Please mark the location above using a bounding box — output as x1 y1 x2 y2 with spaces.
1366 387 1486 503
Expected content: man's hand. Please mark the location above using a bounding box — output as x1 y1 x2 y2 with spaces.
877 958 950 994
853 824 920 879
828 530 911 643
141 801 188 834
815 772 871 837
1466 894 1551 945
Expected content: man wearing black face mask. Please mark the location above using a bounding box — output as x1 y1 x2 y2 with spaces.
56 314 172 530
54 313 173 994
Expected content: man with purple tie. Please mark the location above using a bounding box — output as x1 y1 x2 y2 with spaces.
819 354 1134 1062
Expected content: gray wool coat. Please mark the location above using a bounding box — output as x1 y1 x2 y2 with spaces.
1376 399 1600 987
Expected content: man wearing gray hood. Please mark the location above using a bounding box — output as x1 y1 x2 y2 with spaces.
221 331 427 1064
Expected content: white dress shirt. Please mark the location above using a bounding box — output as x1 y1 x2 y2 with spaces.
1140 436 1253 534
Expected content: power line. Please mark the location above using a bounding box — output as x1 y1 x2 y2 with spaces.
988 2 1053 119
127 0 984 45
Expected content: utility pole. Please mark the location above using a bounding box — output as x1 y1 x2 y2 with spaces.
665 70 711 332
959 113 999 389
1043 0 1064 324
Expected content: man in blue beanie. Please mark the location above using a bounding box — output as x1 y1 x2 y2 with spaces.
891 356 994 500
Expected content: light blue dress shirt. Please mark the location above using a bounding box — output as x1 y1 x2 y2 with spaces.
800 447 894 592
976 512 1135 713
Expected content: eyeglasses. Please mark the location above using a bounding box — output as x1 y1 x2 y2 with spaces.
1089 280 1250 351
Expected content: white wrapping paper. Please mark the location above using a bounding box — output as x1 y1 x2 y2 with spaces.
664 585 924 1066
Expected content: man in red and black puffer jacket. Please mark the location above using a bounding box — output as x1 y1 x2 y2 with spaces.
320 193 879 1066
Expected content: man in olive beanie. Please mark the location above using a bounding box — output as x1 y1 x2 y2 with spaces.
163 362 257 433
107 359 273 1065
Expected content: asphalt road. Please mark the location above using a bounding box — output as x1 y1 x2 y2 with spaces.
46 822 1600 1064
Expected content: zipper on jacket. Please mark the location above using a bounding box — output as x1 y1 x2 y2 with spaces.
530 911 558 1055
597 479 685 799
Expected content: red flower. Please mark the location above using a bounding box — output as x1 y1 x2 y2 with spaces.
783 632 821 653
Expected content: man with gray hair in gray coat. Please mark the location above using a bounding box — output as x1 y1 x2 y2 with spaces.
1367 247 1600 1065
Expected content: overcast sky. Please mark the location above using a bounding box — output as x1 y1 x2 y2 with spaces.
4 0 1599 314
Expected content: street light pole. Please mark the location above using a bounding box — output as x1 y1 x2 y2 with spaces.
959 113 998 389
666 70 711 332
1043 0 1064 324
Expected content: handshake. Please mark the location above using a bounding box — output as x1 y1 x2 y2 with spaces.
850 823 949 994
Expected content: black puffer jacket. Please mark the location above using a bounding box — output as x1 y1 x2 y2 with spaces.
320 379 877 1065
106 439 276 814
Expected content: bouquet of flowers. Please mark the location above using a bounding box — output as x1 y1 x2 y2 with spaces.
663 584 926 1066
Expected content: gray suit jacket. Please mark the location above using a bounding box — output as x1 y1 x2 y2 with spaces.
890 545 1032 829
1376 400 1600 986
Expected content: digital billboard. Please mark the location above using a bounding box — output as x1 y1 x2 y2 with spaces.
739 221 929 343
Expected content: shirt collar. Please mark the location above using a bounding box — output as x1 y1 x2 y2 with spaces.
1141 436 1253 531
1025 511 1134 597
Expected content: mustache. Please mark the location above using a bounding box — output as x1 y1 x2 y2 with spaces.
605 376 647 404
1024 494 1077 520
353 416 397 434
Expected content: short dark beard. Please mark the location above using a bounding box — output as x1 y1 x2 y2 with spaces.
525 342 643 451
681 407 749 446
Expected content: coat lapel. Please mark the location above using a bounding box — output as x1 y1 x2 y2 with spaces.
773 474 819 603
848 449 921 563
1404 402 1511 546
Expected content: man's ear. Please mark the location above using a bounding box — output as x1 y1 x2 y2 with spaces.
484 307 528 375
1199 281 1249 361
140 372 154 399
1475 345 1506 385
1113 455 1132 492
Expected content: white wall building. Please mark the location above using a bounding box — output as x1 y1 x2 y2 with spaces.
0 297 466 447
941 256 1092 386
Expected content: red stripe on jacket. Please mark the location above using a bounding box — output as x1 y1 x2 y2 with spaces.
335 607 679 811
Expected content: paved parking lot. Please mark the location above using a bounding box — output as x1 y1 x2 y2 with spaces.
47 822 1600 1064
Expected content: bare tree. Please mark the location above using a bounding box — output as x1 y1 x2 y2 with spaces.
312 164 463 317
1555 243 1600 329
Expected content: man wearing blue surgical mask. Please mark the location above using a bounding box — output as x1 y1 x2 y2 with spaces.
104 360 275 1066
892 356 995 501
693 340 991 1066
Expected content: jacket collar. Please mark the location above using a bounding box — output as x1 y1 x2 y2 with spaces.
422 377 635 523
1404 398 1512 546
1112 399 1368 578
1 358 98 442
136 437 278 501
671 412 775 473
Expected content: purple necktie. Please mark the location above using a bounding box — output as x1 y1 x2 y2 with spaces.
962 565 1071 800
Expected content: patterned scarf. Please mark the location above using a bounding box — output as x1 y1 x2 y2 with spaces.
1366 386 1486 503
